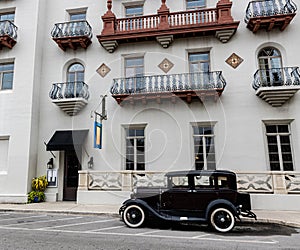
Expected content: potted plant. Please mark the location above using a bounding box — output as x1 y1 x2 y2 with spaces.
28 175 48 203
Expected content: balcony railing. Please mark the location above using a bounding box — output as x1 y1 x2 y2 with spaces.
253 67 300 90
110 71 226 104
0 20 18 49
252 67 300 106
51 20 93 51
98 0 239 52
245 0 297 32
49 82 89 116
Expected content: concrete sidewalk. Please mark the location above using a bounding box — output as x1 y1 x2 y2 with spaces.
0 202 299 228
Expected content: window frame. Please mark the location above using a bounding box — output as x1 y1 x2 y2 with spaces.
265 123 294 171
188 52 210 73
192 124 216 170
67 63 85 83
124 125 146 171
0 62 14 90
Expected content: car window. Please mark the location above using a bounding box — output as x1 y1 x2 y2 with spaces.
217 176 229 189
194 175 214 189
171 176 189 188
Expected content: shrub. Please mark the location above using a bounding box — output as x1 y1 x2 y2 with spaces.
28 175 48 203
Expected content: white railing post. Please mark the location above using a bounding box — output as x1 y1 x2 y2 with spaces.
271 171 288 194
78 170 89 191
122 171 133 191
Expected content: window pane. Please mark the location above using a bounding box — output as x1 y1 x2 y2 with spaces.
270 162 280 171
2 72 13 89
126 6 143 16
126 146 134 155
266 125 277 133
278 125 289 133
268 145 278 153
189 53 209 62
187 0 206 9
283 162 293 171
136 163 145 171
269 153 279 162
280 135 290 144
135 129 144 137
0 13 15 22
282 153 292 161
70 13 86 21
69 64 84 72
203 127 213 135
193 126 203 135
126 162 134 170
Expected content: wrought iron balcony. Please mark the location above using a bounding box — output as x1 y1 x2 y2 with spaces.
245 0 297 32
253 67 300 106
110 71 226 105
49 82 90 115
51 20 92 51
0 20 17 49
98 0 239 52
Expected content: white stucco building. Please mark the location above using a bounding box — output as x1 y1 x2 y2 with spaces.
0 0 299 210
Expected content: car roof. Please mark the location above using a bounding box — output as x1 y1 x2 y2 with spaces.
165 170 236 177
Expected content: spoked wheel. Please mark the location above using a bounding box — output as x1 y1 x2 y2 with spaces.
123 205 145 228
209 207 235 233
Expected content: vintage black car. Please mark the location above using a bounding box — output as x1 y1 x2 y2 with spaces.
119 170 257 233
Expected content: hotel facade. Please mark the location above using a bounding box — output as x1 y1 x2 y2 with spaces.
0 0 300 210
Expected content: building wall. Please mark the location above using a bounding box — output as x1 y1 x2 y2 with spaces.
0 0 46 202
0 0 299 206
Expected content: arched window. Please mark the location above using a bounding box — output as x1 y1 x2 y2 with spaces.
65 63 87 98
67 63 84 83
258 47 283 86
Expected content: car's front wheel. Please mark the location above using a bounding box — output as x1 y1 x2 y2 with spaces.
123 204 145 228
209 207 235 233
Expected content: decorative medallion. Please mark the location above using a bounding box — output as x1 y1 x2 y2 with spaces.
158 58 174 73
226 53 243 69
97 63 111 78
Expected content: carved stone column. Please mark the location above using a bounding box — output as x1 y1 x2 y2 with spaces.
216 0 234 24
101 0 117 35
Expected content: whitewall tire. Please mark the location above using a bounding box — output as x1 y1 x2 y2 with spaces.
209 207 235 233
123 205 145 228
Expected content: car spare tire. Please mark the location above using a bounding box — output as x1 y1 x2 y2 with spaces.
123 204 145 228
209 207 235 233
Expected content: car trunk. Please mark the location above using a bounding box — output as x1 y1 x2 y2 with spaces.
237 192 252 211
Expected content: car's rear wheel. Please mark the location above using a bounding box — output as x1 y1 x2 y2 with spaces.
123 205 145 228
209 207 235 233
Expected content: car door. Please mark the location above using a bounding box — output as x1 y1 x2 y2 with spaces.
160 175 195 214
191 174 219 215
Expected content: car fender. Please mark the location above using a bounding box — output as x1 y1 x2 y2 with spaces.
120 199 173 222
205 199 238 220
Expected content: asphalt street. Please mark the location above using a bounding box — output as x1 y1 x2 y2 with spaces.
0 211 299 250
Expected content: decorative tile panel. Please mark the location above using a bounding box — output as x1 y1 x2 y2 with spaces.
237 173 273 193
285 174 300 193
158 58 174 73
88 172 122 190
97 63 111 78
226 53 243 69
